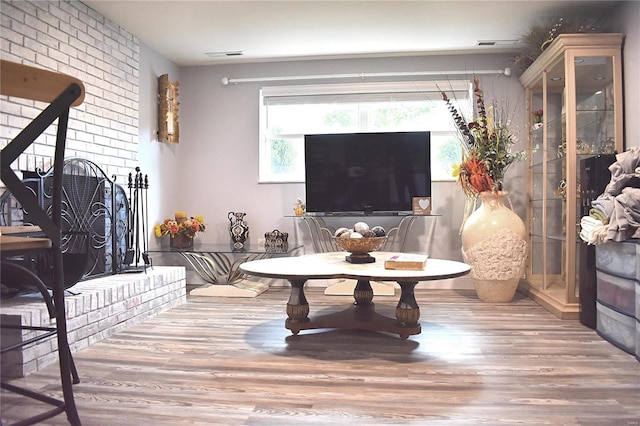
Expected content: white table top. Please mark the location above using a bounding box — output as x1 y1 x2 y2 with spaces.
240 251 470 282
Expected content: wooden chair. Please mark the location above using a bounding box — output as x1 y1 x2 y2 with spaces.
0 59 85 425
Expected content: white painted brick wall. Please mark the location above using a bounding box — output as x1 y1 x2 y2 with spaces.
0 266 186 378
0 0 139 186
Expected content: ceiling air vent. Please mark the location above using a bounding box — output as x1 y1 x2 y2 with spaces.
476 40 518 46
205 51 244 58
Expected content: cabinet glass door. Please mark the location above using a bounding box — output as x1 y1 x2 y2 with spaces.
529 73 543 277
574 56 616 155
544 59 567 299
572 55 617 299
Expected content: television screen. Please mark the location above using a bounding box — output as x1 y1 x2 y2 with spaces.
304 131 431 214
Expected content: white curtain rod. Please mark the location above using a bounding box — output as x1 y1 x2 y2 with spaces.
221 67 511 86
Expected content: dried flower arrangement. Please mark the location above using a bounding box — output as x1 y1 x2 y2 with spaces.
512 6 614 71
155 214 206 239
441 76 526 199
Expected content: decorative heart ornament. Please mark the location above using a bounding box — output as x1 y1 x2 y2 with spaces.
418 198 430 210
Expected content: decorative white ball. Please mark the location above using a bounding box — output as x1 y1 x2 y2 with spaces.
334 227 349 237
350 232 363 238
353 222 369 234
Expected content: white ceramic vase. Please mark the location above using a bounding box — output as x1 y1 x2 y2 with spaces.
461 191 527 303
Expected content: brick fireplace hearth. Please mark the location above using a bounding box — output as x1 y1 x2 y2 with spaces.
1 266 186 378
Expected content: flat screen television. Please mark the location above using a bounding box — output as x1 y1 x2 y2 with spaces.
304 131 431 214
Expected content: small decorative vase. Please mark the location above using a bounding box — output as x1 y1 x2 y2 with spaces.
293 198 305 216
265 229 289 252
461 191 527 303
170 233 194 249
228 211 249 249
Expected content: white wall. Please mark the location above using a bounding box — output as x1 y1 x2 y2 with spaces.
615 1 640 147
137 42 180 245
160 54 526 264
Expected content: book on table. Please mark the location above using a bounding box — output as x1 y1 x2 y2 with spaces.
384 254 428 270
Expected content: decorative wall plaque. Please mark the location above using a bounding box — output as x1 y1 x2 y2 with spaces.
412 197 431 215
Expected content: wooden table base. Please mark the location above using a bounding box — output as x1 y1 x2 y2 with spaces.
285 278 421 339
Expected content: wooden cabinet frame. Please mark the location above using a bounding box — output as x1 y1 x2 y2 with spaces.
519 34 624 319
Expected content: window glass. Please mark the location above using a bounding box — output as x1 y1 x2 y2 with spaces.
259 81 471 183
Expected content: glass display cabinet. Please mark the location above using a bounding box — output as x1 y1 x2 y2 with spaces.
519 33 624 319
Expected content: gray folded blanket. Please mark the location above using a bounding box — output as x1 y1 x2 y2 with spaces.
590 147 640 242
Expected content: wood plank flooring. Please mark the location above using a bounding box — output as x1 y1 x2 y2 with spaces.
2 288 639 425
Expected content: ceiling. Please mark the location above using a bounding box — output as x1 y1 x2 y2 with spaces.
82 0 621 67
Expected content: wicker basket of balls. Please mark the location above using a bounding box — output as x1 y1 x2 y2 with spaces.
332 222 387 263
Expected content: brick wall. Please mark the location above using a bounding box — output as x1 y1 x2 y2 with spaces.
1 266 187 378
0 0 139 185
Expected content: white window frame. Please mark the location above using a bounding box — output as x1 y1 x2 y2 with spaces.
258 80 472 183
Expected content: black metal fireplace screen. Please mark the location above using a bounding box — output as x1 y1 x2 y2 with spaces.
0 157 131 282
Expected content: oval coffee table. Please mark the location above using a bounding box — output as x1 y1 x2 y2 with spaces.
240 252 470 339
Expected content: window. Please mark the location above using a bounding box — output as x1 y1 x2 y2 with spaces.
259 81 472 183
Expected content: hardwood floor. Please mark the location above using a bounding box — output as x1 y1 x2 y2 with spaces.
2 288 639 425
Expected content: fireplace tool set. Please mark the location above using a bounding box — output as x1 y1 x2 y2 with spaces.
125 167 151 271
